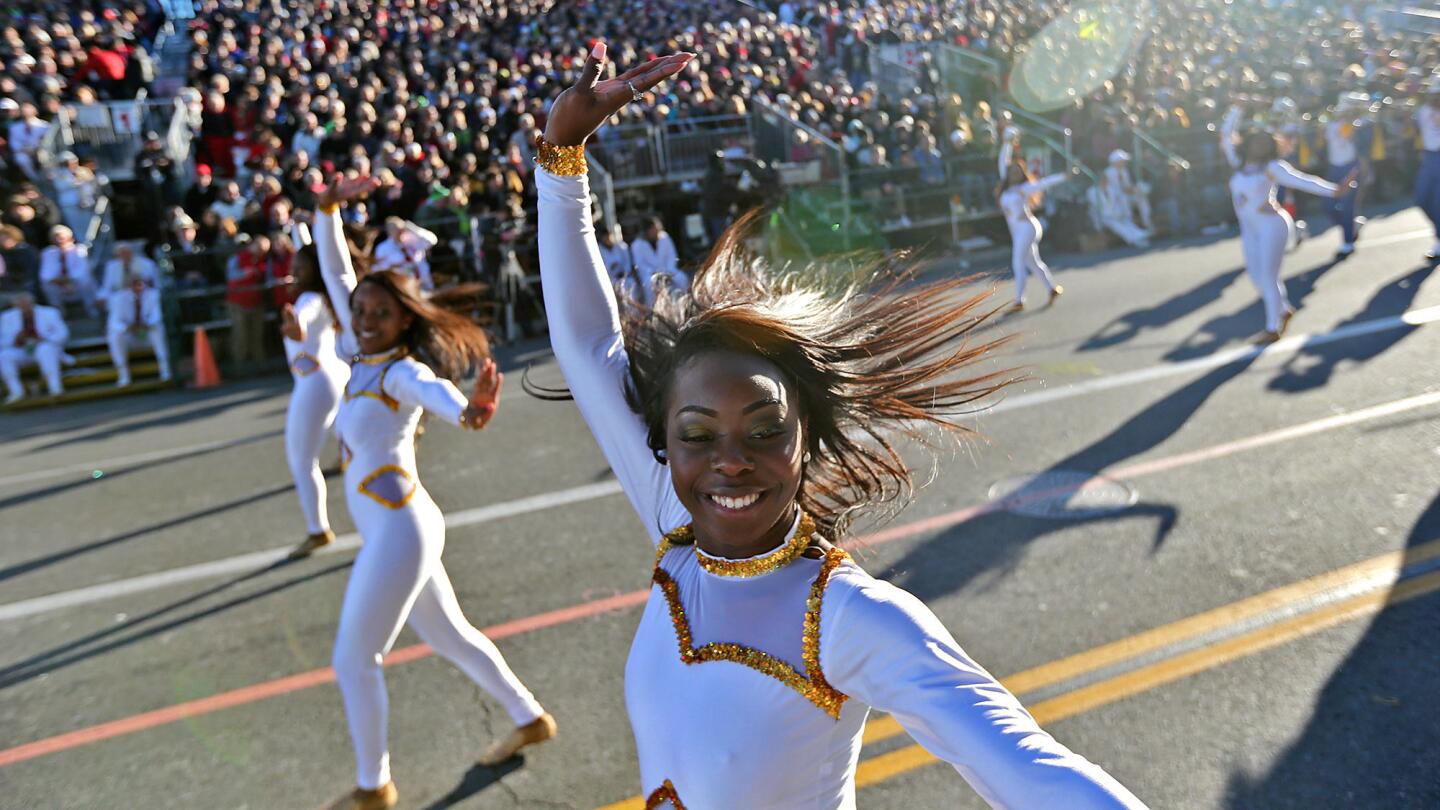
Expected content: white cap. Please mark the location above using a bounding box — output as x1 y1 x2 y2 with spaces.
0 98 18 111
1108 149 1131 164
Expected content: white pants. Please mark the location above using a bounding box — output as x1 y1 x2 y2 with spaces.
1102 215 1151 246
43 276 98 315
333 485 545 789
0 342 63 396
285 370 343 534
1238 212 1293 333
108 325 172 385
1007 218 1057 303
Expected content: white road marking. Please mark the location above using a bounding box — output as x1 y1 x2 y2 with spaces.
2 301 1437 622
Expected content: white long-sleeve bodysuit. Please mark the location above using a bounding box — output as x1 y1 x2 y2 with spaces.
1000 174 1066 305
536 167 1147 810
1221 110 1337 333
282 291 349 535
315 209 545 791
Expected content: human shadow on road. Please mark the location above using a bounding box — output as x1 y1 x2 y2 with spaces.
18 387 279 452
1079 268 1246 352
0 558 351 689
416 759 526 809
1164 259 1343 362
0 482 294 583
1267 262 1436 393
1223 490 1440 809
883 354 1258 602
0 428 283 513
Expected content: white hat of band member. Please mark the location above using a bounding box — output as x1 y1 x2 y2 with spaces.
1108 149 1130 164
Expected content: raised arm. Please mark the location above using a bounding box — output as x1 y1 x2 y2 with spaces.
1268 160 1339 198
314 176 379 357
1019 173 1068 196
1219 105 1242 169
538 43 696 543
824 577 1148 810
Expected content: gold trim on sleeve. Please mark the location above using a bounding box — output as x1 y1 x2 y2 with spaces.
535 138 587 176
644 780 686 810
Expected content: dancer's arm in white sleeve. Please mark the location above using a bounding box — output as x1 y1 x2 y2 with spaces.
1267 160 1339 198
1220 106 1242 169
383 359 469 427
1019 173 1068 195
290 291 329 343
822 577 1149 810
998 137 1014 179
315 208 359 357
537 167 685 544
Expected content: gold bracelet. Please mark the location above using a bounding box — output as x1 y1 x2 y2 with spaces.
318 202 339 214
535 138 587 176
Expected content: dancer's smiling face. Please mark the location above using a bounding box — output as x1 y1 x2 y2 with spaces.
351 280 413 355
666 350 806 557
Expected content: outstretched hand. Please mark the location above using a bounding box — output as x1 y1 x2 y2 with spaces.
1336 167 1360 196
543 42 695 147
316 175 381 211
461 358 503 430
279 303 303 342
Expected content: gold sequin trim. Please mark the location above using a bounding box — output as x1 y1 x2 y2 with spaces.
290 352 320 377
644 780 686 810
357 464 417 509
344 355 401 411
686 512 814 578
535 138 587 176
652 545 850 719
354 347 407 365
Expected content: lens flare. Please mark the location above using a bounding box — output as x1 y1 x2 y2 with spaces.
1009 0 1155 113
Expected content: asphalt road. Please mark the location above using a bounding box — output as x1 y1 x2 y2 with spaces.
2 206 1438 810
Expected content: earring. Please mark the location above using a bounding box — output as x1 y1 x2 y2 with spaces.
653 447 668 465
802 451 812 464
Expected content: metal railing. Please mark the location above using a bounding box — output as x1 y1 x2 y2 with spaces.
1130 127 1191 185
1000 104 1076 169
37 96 193 184
588 115 751 189
750 98 852 246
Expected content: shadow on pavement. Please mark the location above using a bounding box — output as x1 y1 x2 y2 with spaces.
1080 268 1246 352
417 759 526 809
0 481 294 584
1223 491 1440 809
0 558 351 689
1164 258 1343 362
1267 262 1436 393
882 354 1258 601
26 388 280 453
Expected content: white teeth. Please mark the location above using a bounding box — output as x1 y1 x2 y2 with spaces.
710 493 760 510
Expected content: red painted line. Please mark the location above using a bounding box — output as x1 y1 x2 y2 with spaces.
3 392 1435 768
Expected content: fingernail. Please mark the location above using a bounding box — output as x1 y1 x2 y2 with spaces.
591 42 606 61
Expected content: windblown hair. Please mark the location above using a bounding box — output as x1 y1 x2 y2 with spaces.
355 270 490 382
619 216 1017 538
1241 130 1280 165
291 244 334 321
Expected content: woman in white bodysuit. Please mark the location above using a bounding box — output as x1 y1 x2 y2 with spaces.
1220 105 1349 342
312 178 556 810
279 244 350 558
534 44 1148 810
998 156 1073 312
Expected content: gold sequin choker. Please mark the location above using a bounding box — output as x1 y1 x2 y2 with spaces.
670 511 815 578
353 346 407 365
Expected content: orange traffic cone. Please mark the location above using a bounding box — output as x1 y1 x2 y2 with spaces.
192 326 222 388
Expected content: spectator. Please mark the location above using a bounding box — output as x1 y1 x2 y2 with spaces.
0 292 69 403
184 164 218 218
208 181 248 224
224 235 270 373
48 151 103 236
100 241 160 303
107 271 172 388
39 225 98 316
1102 150 1154 234
6 101 48 182
0 226 40 303
597 225 637 301
630 216 686 304
373 217 439 291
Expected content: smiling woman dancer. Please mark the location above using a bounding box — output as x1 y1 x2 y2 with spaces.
278 242 350 559
313 178 555 810
535 43 1146 809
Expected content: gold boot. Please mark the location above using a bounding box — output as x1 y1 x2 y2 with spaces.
288 529 336 559
478 713 557 766
349 782 397 810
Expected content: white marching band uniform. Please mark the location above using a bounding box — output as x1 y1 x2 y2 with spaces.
0 304 68 399
629 231 688 304
537 166 1146 810
282 291 350 536
373 222 440 291
1102 152 1153 232
1000 173 1066 305
100 253 160 301
1221 107 1338 335
315 208 546 791
39 242 98 315
105 282 172 387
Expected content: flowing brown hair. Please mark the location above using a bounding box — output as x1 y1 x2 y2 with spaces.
612 216 1018 538
355 270 491 381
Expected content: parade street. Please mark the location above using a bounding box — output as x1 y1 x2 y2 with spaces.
2 207 1438 810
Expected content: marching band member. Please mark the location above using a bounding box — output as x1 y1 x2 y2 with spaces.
1103 150 1153 232
99 242 160 304
630 216 687 303
536 43 1147 810
313 178 555 810
1325 93 1372 259
0 292 68 403
38 225 98 317
1221 105 1349 343
278 238 351 559
1416 81 1440 262
372 217 439 291
999 157 1072 311
105 272 172 388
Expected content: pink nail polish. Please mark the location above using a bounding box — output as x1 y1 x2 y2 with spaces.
591 42 606 61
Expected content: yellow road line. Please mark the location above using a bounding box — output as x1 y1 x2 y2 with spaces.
853 569 1440 788
600 544 1440 809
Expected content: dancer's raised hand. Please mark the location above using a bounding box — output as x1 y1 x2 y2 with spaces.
317 175 381 211
279 303 303 342
543 42 695 147
462 358 503 430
